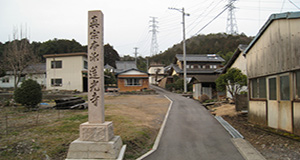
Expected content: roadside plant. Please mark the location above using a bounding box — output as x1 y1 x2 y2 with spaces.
216 68 247 102
14 79 42 109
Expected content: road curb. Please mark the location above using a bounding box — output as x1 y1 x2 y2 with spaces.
215 116 266 160
231 138 266 160
136 95 173 160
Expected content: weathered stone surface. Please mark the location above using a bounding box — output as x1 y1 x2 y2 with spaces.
67 136 123 159
66 10 124 159
80 122 114 142
87 10 105 124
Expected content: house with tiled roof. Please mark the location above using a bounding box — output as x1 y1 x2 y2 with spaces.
0 63 46 89
170 54 224 99
115 68 149 92
115 61 137 73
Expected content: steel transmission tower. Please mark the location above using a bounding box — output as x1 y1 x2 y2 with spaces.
226 0 238 35
149 17 159 56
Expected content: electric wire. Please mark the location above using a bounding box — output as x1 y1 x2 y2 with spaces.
288 0 300 10
195 5 229 35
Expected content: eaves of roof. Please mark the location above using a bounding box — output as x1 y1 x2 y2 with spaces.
171 64 218 74
222 44 247 73
43 52 87 58
175 54 225 62
244 11 300 54
115 68 149 76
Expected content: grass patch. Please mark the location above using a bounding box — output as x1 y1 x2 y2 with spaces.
64 114 88 121
0 95 169 160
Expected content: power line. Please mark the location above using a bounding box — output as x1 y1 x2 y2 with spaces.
280 0 286 12
288 0 300 10
195 5 229 35
187 1 222 35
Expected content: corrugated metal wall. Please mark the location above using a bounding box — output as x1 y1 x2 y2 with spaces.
247 19 300 79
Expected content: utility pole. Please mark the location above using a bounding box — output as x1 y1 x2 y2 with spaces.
146 58 149 72
149 17 159 57
134 47 138 66
169 7 189 93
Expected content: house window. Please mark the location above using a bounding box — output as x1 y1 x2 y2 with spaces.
51 61 62 69
84 61 88 69
259 77 266 98
20 75 26 82
269 78 277 100
252 78 258 98
210 65 217 69
186 65 190 69
251 77 266 99
280 75 290 100
51 78 62 86
296 71 300 99
2 77 9 83
125 78 141 86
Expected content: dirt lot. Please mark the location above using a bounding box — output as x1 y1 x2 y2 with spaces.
214 104 300 160
0 94 169 160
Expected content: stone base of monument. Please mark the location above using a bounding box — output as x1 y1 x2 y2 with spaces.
66 122 124 160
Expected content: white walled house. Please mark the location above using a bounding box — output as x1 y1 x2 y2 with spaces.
223 44 248 75
44 52 88 92
0 64 46 89
148 64 166 85
222 44 248 99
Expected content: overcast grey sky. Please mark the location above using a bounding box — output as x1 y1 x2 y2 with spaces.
1 0 299 57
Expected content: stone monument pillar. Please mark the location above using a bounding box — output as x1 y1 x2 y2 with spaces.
66 10 124 160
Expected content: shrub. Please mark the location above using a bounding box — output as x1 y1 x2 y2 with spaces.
174 79 183 91
166 83 175 91
173 75 180 82
166 78 193 92
14 79 42 108
240 91 248 95
199 94 209 103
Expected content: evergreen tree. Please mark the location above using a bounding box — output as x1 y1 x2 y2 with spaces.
14 79 42 108
216 68 247 101
104 44 120 68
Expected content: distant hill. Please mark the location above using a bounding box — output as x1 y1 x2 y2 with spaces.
150 33 253 65
0 39 120 69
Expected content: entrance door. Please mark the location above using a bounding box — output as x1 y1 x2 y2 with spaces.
267 76 278 129
278 74 292 132
83 77 88 92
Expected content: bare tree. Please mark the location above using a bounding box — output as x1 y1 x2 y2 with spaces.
1 28 38 89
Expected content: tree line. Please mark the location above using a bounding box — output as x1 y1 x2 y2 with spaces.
150 33 253 65
0 39 121 69
0 32 253 89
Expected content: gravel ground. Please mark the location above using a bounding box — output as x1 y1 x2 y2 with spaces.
223 114 300 160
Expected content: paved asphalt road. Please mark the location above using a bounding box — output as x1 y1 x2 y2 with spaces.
144 85 244 160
